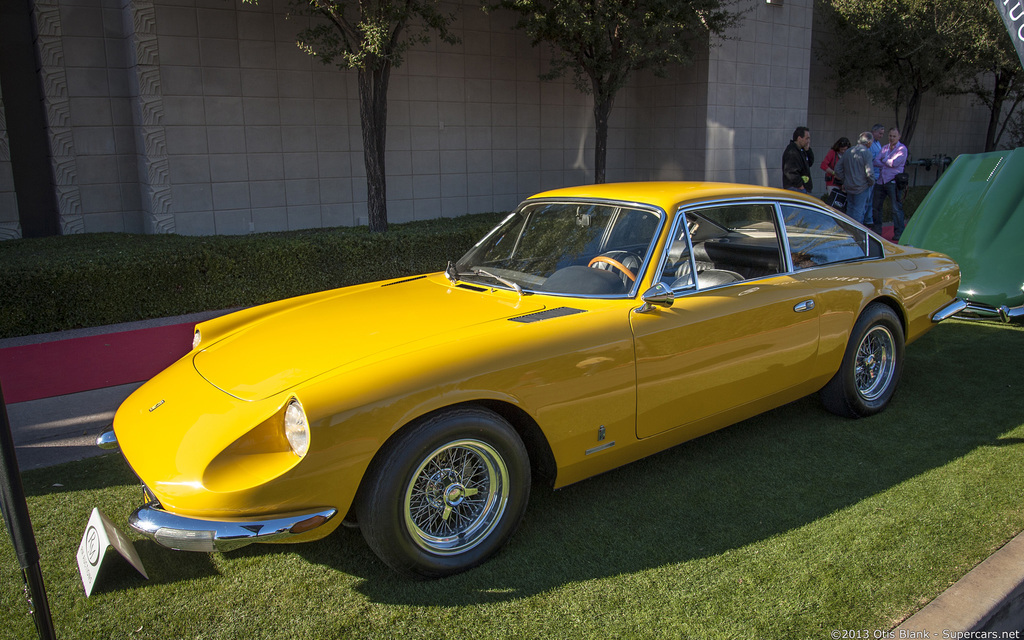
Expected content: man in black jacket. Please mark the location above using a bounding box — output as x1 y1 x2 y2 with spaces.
782 127 813 192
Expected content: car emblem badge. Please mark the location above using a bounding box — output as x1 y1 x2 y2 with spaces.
149 400 166 413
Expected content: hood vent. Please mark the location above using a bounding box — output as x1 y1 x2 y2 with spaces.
509 307 586 323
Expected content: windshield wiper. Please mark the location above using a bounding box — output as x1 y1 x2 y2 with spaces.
473 268 524 296
445 261 524 297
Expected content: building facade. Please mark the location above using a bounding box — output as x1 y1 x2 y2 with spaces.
0 0 994 240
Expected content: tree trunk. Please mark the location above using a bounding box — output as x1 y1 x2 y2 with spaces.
358 62 391 233
592 90 614 185
984 71 1009 153
899 88 922 146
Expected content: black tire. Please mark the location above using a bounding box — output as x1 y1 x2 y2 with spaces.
356 406 531 579
820 303 905 418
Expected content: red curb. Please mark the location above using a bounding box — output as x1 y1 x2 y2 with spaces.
0 323 194 404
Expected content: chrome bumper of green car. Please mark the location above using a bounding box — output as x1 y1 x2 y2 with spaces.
932 299 1024 323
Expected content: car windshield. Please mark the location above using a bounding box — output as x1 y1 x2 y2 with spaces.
456 201 662 296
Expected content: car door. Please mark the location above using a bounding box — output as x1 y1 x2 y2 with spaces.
630 201 822 439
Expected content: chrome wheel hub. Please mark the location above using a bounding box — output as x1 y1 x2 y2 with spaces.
444 483 467 506
404 439 509 555
855 326 896 401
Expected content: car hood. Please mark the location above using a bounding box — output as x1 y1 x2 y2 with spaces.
900 149 1024 307
193 275 547 401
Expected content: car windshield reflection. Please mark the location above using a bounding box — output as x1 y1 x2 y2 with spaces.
456 201 662 297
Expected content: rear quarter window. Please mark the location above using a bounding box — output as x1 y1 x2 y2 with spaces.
782 205 868 269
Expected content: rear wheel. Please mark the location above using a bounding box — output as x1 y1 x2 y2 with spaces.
356 406 530 579
820 303 904 418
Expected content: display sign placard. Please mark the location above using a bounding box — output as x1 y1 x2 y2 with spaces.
76 508 148 596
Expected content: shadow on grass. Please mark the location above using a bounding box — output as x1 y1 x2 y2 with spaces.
24 322 1019 604
289 321 1024 604
85 539 220 596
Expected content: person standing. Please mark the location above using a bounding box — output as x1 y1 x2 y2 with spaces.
782 127 814 192
865 124 886 232
835 132 875 225
871 128 909 241
821 137 851 192
869 124 885 181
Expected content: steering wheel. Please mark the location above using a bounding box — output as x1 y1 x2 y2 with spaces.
588 255 637 282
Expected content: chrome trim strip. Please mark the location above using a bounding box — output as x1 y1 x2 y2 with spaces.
129 504 338 552
96 428 118 450
652 204 697 294
382 275 427 287
585 441 616 455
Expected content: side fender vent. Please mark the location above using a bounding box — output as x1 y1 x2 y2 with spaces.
509 307 586 323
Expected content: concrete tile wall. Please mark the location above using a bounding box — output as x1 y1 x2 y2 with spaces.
0 83 20 240
50 0 140 233
146 0 648 234
631 53 709 182
704 0 814 187
1 0 1000 239
386 6 602 223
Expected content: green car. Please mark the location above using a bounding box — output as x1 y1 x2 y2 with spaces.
900 149 1024 322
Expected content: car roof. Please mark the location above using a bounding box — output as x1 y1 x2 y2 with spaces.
526 181 826 213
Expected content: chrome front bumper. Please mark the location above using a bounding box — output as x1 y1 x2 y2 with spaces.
97 429 337 553
932 299 1024 323
129 502 338 552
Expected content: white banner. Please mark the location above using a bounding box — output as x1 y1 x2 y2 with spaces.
995 0 1024 69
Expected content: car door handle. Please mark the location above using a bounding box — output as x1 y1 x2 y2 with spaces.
794 300 815 313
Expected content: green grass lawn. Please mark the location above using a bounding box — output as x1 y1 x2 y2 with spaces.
3 320 1023 639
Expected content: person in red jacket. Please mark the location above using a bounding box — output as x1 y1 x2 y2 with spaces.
821 137 850 192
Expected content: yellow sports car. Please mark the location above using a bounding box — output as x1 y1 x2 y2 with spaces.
103 182 961 578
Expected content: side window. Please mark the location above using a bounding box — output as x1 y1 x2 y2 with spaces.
688 204 785 286
658 217 695 291
658 204 787 291
781 205 868 270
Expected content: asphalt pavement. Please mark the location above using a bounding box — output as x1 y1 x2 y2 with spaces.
1 310 228 470
5 382 141 470
1 312 1021 633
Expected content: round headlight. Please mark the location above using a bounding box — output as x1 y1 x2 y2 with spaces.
284 399 309 457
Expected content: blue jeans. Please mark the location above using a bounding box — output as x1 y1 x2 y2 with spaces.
872 181 905 239
845 188 872 225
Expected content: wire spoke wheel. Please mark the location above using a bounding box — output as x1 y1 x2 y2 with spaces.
820 303 904 418
358 407 530 578
854 325 895 401
403 439 509 555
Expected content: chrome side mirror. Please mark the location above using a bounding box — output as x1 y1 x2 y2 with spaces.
636 282 674 314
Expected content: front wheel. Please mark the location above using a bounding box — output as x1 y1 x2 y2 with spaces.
356 406 530 579
820 303 905 418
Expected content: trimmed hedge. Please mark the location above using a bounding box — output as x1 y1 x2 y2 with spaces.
0 186 933 340
0 213 505 339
